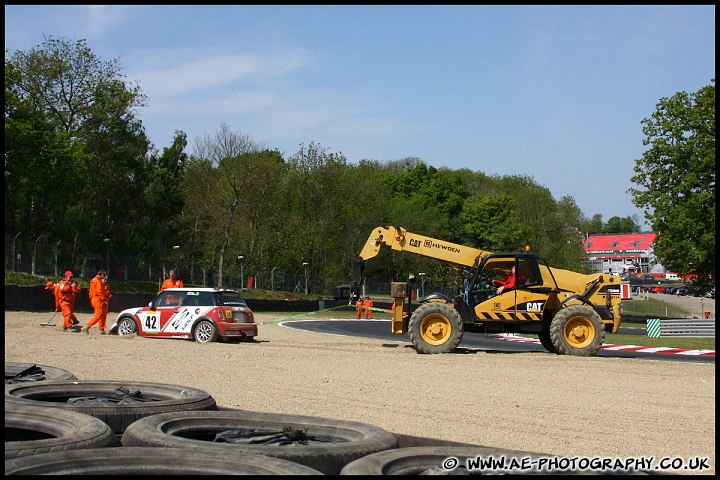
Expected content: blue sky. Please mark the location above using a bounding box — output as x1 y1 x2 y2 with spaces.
5 5 715 226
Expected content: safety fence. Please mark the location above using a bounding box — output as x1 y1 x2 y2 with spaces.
646 318 716 338
5 236 455 298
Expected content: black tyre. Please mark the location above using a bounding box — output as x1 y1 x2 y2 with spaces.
4 447 323 475
549 305 605 356
116 316 138 336
121 409 399 475
537 323 557 354
339 446 648 475
4 380 217 434
193 320 218 343
407 302 463 354
5 402 120 459
5 362 77 384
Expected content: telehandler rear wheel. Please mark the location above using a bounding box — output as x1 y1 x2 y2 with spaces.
408 302 463 354
549 305 605 356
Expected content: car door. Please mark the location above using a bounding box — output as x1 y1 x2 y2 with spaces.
137 291 189 337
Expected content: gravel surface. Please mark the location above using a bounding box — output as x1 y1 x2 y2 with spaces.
4 297 715 475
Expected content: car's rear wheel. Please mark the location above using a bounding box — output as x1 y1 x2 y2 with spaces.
116 317 137 336
193 320 218 343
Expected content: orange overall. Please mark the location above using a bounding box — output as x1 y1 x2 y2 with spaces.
86 273 112 332
355 298 364 319
363 297 373 319
45 281 61 311
160 275 184 292
57 279 80 329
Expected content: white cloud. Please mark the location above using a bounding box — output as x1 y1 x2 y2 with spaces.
126 48 312 98
84 5 133 36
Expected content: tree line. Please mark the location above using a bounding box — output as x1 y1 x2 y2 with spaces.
5 37 713 292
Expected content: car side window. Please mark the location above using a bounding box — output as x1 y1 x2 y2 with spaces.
159 291 186 307
196 292 215 306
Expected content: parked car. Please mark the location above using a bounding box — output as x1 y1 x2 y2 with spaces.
650 286 665 293
663 286 677 295
109 288 257 343
706 288 715 299
676 286 696 297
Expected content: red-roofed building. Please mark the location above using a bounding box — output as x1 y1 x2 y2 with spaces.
582 233 658 275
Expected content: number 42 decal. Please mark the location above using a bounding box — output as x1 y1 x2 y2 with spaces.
141 312 159 333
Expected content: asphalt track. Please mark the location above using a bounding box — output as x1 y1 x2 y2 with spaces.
281 319 715 365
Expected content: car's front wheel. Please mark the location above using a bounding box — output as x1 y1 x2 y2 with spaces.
193 320 218 343
116 317 138 336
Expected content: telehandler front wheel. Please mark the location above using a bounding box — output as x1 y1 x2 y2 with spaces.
408 302 463 354
549 305 605 356
537 324 557 354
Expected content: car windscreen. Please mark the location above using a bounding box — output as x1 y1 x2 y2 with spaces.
216 291 247 306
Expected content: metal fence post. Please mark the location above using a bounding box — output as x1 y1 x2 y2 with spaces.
32 235 42 275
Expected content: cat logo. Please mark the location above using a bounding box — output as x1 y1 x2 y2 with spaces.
493 302 502 310
527 302 545 312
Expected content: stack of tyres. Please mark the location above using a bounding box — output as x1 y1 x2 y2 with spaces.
5 448 324 475
5 402 120 460
5 362 77 384
121 409 400 475
4 380 218 435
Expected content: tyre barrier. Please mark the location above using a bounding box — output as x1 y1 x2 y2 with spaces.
5 362 77 384
4 380 217 435
4 447 324 475
121 410 400 475
339 446 653 475
5 402 120 460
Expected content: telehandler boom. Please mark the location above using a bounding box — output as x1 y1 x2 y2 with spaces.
353 226 623 356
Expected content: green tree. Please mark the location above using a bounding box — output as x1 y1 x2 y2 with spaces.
602 216 641 234
278 142 360 292
186 124 265 286
630 79 715 288
5 36 150 269
460 194 526 252
582 214 605 235
138 131 189 280
382 162 468 241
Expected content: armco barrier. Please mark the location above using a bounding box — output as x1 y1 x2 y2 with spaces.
3 284 353 314
646 318 715 338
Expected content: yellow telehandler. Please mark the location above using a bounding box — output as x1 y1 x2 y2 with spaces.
352 226 623 356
